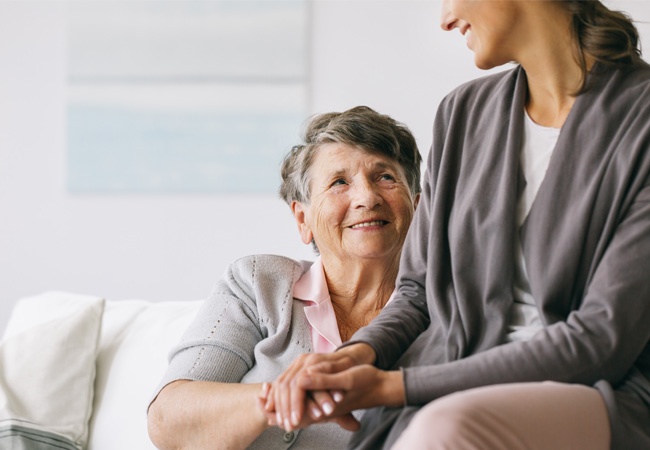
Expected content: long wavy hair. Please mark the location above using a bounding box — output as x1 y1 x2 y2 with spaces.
562 0 643 93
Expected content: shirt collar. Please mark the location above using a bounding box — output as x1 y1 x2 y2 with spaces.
294 256 342 352
293 255 330 304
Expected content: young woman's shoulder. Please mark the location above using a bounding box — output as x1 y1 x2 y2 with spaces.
606 61 650 95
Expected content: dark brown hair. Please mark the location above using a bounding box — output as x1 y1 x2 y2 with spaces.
562 0 643 93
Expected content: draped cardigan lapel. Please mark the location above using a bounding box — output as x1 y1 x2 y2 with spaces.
521 63 650 325
429 66 528 357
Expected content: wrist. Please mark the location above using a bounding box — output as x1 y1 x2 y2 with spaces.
251 384 272 431
380 369 406 408
341 342 377 366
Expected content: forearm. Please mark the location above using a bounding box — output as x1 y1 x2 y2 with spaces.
148 380 268 450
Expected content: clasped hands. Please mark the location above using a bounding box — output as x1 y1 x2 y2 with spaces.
256 343 405 433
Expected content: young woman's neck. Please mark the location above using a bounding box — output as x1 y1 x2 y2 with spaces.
518 4 593 128
524 62 583 129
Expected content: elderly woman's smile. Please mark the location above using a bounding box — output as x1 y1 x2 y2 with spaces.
349 220 388 229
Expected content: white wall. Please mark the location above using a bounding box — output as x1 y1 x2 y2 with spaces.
1 1 648 335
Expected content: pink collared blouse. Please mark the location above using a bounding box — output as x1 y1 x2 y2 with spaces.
294 257 342 353
294 257 395 353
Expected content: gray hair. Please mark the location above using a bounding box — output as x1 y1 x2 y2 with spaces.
279 106 422 206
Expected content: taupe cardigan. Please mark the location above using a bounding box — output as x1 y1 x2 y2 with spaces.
349 63 650 449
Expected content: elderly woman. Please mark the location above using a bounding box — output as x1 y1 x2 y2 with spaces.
147 106 421 450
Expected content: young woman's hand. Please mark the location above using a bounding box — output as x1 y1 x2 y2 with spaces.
301 363 405 417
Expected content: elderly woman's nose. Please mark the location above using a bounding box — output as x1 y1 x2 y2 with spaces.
352 181 383 208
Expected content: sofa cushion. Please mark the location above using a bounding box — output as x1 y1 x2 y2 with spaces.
88 299 201 450
0 292 105 450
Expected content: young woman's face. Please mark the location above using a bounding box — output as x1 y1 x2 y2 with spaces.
440 0 526 70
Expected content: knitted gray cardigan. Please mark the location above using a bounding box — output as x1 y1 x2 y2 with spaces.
155 254 353 449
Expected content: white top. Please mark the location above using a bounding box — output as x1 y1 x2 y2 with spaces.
507 111 561 342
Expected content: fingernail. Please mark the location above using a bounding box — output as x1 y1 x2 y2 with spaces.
284 419 293 431
323 402 334 415
276 413 282 425
311 406 322 418
291 411 299 426
333 391 344 403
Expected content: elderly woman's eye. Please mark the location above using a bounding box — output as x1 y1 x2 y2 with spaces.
331 178 348 187
380 173 396 181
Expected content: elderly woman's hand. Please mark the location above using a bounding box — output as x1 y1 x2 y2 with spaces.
258 343 377 431
257 383 360 432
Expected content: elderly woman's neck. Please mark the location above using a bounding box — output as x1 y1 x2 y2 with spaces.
324 254 399 300
321 254 400 340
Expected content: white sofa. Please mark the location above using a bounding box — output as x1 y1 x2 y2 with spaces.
0 292 202 450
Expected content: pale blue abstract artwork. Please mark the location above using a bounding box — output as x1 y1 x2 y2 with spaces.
66 1 309 193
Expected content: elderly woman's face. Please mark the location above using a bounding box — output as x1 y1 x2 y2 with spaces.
293 143 417 264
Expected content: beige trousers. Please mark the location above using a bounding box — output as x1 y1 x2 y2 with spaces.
392 382 610 450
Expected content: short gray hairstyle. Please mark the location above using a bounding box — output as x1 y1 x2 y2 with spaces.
279 106 422 206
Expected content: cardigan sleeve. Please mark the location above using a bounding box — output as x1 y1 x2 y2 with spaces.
155 254 308 394
158 256 266 386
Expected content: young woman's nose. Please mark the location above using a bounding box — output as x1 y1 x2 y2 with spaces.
440 0 457 31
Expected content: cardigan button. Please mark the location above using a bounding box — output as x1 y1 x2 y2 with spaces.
283 431 295 443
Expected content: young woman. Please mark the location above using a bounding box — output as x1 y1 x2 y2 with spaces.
262 1 650 448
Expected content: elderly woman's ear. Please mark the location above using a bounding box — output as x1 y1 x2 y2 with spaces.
291 201 314 245
413 193 421 210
